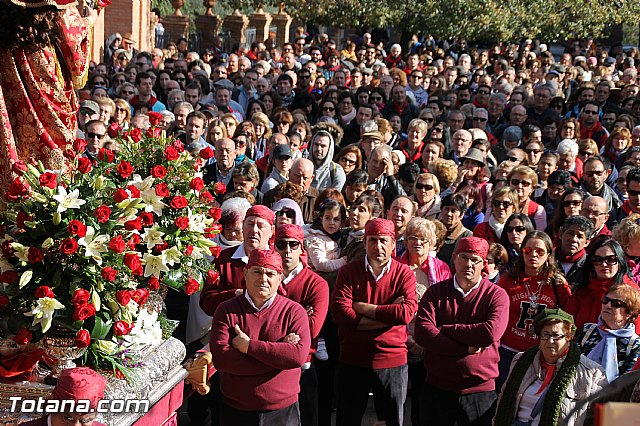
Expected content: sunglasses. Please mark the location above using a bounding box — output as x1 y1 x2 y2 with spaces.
424 118 435 123
122 91 134 95
602 296 627 309
525 148 543 154
629 189 640 197
510 178 532 187
276 209 296 219
522 247 546 257
583 110 598 115
562 199 583 207
118 56 127 60
593 255 618 266
87 132 106 140
415 183 434 191
370 96 383 101
492 200 513 209
579 150 594 157
340 157 356 165
506 226 527 233
477 90 490 95
116 107 128 112
176 77 186 81
584 170 605 177
473 117 488 122
275 240 301 250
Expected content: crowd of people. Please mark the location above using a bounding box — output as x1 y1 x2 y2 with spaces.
82 28 640 426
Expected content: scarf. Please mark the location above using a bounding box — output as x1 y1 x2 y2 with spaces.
587 317 636 382
622 199 634 216
537 347 569 394
494 343 582 426
392 99 407 115
488 215 505 240
556 247 586 264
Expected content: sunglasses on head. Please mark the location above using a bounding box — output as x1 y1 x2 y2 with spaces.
275 240 301 250
276 209 296 219
602 296 627 309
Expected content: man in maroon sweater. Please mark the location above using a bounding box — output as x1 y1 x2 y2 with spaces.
415 237 509 426
200 205 275 316
274 224 329 426
210 249 311 425
331 218 418 426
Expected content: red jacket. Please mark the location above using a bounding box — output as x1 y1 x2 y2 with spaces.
472 222 500 244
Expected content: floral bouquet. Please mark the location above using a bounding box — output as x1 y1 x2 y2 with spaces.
0 111 222 376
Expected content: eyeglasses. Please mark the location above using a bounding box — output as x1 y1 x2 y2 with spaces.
136 62 145 67
432 127 443 132
415 183 434 191
525 148 543 154
323 107 335 112
492 200 513 209
507 156 521 162
522 247 547 257
423 117 435 123
602 296 628 309
407 236 429 244
540 333 566 341
275 239 301 250
584 170 605 178
477 90 490 95
583 110 598 115
579 150 594 157
473 117 488 122
628 189 640 197
121 91 134 95
339 157 356 165
275 209 296 219
370 96 383 101
562 199 583 207
506 225 527 233
235 140 247 147
176 77 186 82
510 178 532 187
87 132 106 140
116 107 128 112
412 75 424 79
593 255 618 266
457 253 483 265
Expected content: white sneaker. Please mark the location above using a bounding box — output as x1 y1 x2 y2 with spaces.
314 338 329 361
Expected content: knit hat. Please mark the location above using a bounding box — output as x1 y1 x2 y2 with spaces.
245 205 275 225
364 218 395 238
50 367 106 409
246 249 283 274
454 237 489 259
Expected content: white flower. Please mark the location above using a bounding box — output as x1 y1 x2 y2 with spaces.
10 243 29 263
187 210 208 234
142 253 169 277
130 175 155 192
141 226 165 250
78 226 109 265
140 188 167 217
52 186 86 213
163 246 182 266
24 297 64 333
188 246 206 260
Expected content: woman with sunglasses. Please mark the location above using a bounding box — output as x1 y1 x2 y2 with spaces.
566 235 640 333
496 231 571 389
113 99 132 132
473 187 519 244
548 187 585 240
507 165 547 231
499 213 535 272
578 283 640 382
271 198 304 227
413 173 441 219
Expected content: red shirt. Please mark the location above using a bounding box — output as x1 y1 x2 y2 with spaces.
472 222 499 244
200 245 247 316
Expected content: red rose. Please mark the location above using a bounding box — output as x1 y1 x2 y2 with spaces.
189 177 205 191
213 182 226 195
0 271 18 284
1 241 14 259
116 161 134 178
12 161 27 176
72 303 96 321
184 277 200 295
101 267 117 282
133 288 150 306
27 247 44 264
199 147 214 159
148 111 163 126
146 127 162 138
129 128 142 143
208 207 222 221
170 196 188 209
108 235 126 253
59 238 79 255
124 217 143 231
114 320 134 336
0 294 9 309
94 205 111 223
13 328 32 345
73 138 88 153
16 210 32 229
174 216 189 230
39 172 57 189
200 191 214 203
108 122 121 138
70 288 90 305
35 285 54 299
155 182 170 197
185 245 194 256
115 289 132 305
77 157 93 174
123 253 142 273
139 212 154 226
150 165 167 179
173 140 185 152
148 276 160 291
75 329 91 348
209 245 221 258
67 220 87 238
154 241 168 252
206 270 220 284
5 178 30 202
97 148 115 163
126 184 141 198
165 146 179 161
113 188 129 203
127 234 141 250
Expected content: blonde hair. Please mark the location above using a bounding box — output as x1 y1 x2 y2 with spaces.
612 213 640 253
508 165 539 187
416 172 440 194
405 217 437 247
408 118 429 135
428 158 458 188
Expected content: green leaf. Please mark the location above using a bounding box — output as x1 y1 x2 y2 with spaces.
91 315 112 340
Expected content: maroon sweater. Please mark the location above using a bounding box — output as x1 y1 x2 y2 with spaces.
210 294 311 411
331 258 418 369
282 266 330 361
414 277 509 394
200 245 247 316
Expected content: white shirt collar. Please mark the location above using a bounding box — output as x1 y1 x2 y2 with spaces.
231 244 249 263
453 275 482 298
282 262 304 285
364 256 392 281
244 290 277 312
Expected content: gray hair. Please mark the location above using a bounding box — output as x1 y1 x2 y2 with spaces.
159 110 175 120
503 126 523 142
174 102 195 113
221 197 252 219
557 139 579 157
489 92 507 105
372 144 392 157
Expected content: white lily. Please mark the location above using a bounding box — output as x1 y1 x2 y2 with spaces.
188 245 206 260
142 252 169 277
131 175 155 192
141 226 165 250
52 186 86 213
163 246 182 266
187 210 208 234
78 226 109 265
24 297 64 333
140 188 167 217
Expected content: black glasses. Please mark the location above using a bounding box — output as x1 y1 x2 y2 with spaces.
275 240 301 250
370 96 383 101
87 132 106 140
473 117 488 122
540 333 566 341
562 199 583 207
339 157 356 165
492 200 513 209
176 77 186 82
579 150 594 157
412 75 424 79
276 209 296 219
507 156 521 162
477 90 490 95
525 148 543 154
323 107 335 112
593 255 618 266
583 110 598 115
136 62 145 67
584 170 605 178
121 91 134 95
510 178 532 187
415 183 434 191
424 118 435 123
629 189 640 197
506 226 527 233
602 296 628 309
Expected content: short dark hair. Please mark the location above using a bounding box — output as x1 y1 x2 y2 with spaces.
277 74 293 85
441 193 467 213
398 162 421 184
187 110 207 123
345 169 368 187
547 170 572 188
135 72 152 86
562 215 594 237
627 167 640 186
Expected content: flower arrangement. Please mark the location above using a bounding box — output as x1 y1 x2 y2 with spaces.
0 111 222 376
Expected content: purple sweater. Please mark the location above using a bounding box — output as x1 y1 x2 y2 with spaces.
414 277 509 394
